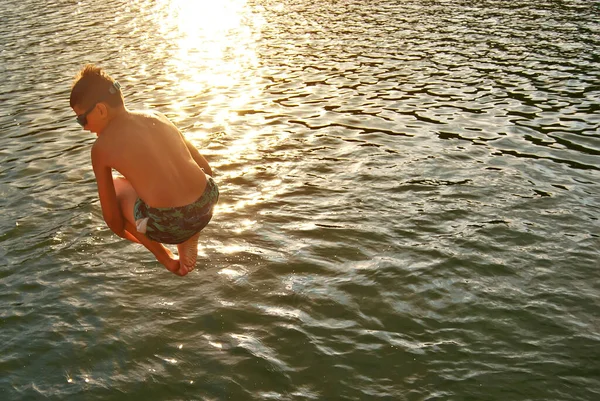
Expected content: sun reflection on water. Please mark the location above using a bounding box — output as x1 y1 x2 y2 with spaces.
136 0 286 255
146 0 270 170
149 0 262 111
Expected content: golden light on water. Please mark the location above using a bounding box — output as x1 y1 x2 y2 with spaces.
162 0 245 34
151 0 261 101
148 0 268 169
136 0 284 239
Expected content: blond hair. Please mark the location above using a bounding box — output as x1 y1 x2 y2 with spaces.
69 64 124 109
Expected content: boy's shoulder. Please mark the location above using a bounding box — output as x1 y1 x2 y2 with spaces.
103 109 163 135
131 108 167 121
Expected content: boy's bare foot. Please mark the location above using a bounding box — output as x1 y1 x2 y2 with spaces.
177 233 201 274
160 247 184 275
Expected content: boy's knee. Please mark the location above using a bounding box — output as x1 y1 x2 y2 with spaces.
114 177 136 200
113 178 138 223
113 176 129 192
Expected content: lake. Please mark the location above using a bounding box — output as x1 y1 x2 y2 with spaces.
1 0 599 400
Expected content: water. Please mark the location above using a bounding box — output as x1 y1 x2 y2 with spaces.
1 0 599 400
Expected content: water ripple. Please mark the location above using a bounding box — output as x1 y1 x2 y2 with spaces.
1 0 599 400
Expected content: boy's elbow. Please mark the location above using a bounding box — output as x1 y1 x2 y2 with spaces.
104 216 124 236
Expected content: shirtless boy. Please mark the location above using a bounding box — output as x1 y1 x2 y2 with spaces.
70 64 219 276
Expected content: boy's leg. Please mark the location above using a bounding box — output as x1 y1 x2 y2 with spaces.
113 177 183 275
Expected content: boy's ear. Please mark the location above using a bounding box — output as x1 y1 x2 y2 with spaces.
97 103 109 118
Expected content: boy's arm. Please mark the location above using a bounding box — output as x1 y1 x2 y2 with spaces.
182 135 213 176
91 144 125 236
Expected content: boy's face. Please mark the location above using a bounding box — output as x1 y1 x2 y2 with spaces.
73 103 105 135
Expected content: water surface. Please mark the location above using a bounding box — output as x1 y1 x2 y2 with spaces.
1 0 599 400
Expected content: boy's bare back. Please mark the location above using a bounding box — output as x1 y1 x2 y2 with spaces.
92 110 210 208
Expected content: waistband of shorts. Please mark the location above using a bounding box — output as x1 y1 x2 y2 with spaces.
145 176 218 213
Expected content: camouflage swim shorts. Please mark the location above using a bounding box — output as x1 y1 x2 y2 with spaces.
133 177 219 244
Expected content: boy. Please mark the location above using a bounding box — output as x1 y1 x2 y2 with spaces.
70 64 218 276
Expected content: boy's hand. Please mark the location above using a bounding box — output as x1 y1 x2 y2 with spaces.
167 262 190 276
175 266 189 276
164 258 187 276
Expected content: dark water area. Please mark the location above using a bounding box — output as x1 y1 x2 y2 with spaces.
1 0 599 400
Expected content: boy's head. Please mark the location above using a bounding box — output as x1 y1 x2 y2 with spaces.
70 64 124 133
